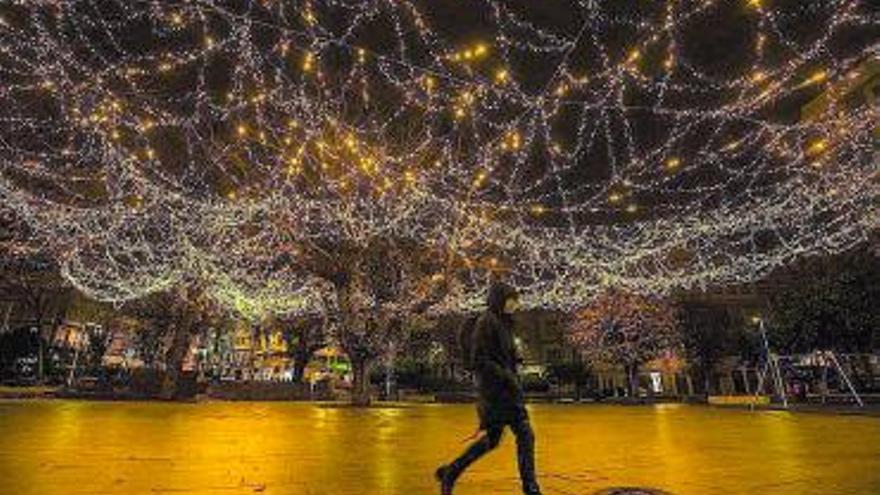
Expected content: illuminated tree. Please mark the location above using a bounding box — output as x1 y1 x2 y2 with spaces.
568 290 680 397
121 287 219 399
307 241 448 405
0 0 876 387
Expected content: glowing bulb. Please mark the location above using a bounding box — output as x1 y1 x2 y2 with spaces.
722 140 742 152
801 69 828 87
807 139 828 156
303 53 315 72
423 75 437 91
627 49 641 64
473 171 487 187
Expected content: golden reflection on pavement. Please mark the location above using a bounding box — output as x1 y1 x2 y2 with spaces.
0 401 879 495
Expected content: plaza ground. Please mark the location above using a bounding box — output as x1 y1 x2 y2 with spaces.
0 401 879 495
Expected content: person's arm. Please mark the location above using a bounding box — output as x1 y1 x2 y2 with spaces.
474 319 520 391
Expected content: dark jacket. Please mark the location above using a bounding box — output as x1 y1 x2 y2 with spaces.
473 282 526 428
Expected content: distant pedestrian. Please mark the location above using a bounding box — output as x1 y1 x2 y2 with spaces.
435 282 542 495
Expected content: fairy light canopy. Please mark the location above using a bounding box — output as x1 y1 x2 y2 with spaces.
0 0 877 317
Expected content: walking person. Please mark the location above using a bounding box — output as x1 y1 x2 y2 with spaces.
436 282 542 495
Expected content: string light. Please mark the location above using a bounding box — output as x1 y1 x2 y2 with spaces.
0 0 875 319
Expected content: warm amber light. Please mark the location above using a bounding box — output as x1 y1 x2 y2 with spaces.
807 139 828 156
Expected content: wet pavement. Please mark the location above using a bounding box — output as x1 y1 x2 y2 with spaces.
0 401 878 495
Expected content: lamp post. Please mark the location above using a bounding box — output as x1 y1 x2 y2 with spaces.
752 316 788 409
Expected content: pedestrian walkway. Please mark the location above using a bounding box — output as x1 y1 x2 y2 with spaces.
0 401 878 495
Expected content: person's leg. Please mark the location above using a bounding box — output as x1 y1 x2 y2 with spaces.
511 413 541 495
438 426 504 488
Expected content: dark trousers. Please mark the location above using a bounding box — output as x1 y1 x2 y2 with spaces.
445 413 541 495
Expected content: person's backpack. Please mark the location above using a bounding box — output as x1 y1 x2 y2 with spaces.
458 314 480 371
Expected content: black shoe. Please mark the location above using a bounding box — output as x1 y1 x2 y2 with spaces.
435 465 454 495
523 481 542 495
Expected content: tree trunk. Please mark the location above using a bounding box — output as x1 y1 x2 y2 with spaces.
351 358 372 406
37 331 44 384
291 324 319 384
160 323 192 400
625 363 639 398
293 356 308 384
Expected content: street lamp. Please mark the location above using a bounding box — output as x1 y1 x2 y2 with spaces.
750 314 789 409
